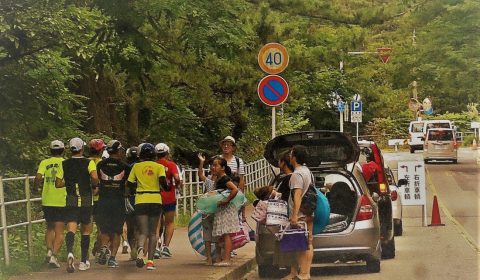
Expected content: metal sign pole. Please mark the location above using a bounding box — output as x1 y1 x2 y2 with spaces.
272 106 276 139
340 111 343 132
356 122 359 140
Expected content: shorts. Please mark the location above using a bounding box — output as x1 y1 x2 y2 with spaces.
64 207 93 225
135 203 162 217
92 201 98 216
42 206 65 223
201 214 217 243
96 199 125 234
162 203 176 213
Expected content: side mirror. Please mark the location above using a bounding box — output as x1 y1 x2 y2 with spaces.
397 179 408 187
372 192 380 203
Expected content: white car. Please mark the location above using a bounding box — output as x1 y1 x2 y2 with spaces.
385 167 407 236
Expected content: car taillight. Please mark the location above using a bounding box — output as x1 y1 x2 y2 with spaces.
379 183 388 194
453 141 458 149
391 190 398 201
356 195 374 221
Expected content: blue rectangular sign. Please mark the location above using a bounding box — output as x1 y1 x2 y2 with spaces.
351 101 362 112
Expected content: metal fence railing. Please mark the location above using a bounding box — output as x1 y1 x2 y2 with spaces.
0 158 273 266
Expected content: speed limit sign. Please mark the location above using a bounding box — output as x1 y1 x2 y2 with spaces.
258 43 289 75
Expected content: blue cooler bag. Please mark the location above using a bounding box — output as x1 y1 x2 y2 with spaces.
313 188 330 234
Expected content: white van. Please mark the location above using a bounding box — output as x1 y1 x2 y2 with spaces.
408 120 425 153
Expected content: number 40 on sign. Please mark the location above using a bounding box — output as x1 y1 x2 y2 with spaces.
258 43 289 75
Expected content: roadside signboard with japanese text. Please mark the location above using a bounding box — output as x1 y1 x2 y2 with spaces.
397 161 427 206
258 43 289 75
257 75 289 106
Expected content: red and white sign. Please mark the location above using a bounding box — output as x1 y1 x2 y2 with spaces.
377 47 392 64
258 43 289 75
257 75 289 106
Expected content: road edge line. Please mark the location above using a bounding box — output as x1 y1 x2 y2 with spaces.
426 168 480 254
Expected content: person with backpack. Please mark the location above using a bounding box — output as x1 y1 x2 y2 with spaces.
34 140 66 268
361 148 382 194
285 145 314 280
55 137 99 273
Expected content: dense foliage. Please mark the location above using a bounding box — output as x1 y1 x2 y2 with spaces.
1 0 479 174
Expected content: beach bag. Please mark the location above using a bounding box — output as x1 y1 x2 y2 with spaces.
231 222 248 250
276 223 308 252
266 199 289 226
251 200 267 224
313 188 331 234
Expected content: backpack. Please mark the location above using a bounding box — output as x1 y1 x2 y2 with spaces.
298 173 317 216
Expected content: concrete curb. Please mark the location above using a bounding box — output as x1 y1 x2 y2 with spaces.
217 257 256 280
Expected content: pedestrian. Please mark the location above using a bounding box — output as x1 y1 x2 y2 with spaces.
154 143 182 259
34 140 66 269
284 145 314 280
125 146 139 260
197 153 219 265
96 140 129 268
127 143 168 270
55 137 99 273
211 156 239 267
88 138 105 260
361 147 381 194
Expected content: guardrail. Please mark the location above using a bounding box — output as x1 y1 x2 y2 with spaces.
0 158 273 266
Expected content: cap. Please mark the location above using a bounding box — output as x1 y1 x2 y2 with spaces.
106 140 122 153
155 143 170 154
220 136 236 145
89 139 106 153
69 137 85 152
50 140 65 150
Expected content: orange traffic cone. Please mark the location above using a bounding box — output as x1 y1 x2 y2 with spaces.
428 195 445 226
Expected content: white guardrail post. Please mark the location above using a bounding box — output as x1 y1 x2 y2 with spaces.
0 176 11 266
25 175 33 259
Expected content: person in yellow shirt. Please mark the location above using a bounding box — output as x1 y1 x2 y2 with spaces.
127 143 168 270
34 140 66 269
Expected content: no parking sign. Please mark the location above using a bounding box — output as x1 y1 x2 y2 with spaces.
257 75 289 106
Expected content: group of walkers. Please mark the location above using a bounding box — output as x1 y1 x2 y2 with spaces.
34 137 184 272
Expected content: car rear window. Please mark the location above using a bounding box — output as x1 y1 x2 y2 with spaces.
411 123 424 132
426 123 450 130
428 130 453 141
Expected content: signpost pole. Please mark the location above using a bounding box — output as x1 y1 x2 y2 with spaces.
272 107 276 139
356 122 359 140
340 111 343 132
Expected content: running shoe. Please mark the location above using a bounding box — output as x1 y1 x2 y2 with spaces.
66 253 75 273
107 256 119 268
146 260 156 270
161 246 172 258
153 248 161 259
136 247 145 268
48 255 60 268
78 260 90 271
98 246 110 265
231 250 237 257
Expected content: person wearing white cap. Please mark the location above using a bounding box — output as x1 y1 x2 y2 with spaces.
55 137 99 273
219 136 246 221
34 140 66 269
154 143 182 258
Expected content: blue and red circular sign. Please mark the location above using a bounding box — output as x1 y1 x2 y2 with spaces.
257 75 289 106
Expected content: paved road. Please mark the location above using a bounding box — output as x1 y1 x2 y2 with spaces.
243 147 480 280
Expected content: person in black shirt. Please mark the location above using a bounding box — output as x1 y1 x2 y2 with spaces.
96 140 129 268
55 137 99 273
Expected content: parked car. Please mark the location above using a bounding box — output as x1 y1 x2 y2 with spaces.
385 166 407 236
408 120 425 153
357 140 395 259
256 131 382 278
423 128 458 163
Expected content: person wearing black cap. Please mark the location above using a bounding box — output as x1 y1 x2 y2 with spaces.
95 140 129 268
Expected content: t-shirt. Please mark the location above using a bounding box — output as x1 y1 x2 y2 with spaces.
225 156 245 176
97 158 128 201
361 161 380 183
37 157 66 207
203 176 215 193
157 158 180 205
90 156 102 202
215 175 232 191
288 165 312 215
275 174 292 202
127 161 166 205
56 157 96 207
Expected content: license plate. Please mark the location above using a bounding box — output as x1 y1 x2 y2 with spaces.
434 145 447 150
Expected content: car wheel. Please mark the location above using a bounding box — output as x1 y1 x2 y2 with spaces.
424 159 429 164
452 159 457 164
366 257 381 273
394 220 403 236
410 147 415 154
258 264 278 278
381 236 395 259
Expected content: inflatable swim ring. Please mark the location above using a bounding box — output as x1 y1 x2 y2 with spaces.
188 210 217 257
